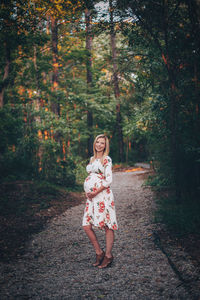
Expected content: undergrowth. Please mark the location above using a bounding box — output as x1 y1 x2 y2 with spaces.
146 173 200 235
154 196 200 235
0 180 83 217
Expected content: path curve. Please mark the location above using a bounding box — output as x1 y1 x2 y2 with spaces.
0 171 194 299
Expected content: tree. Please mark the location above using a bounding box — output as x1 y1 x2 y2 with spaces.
117 0 200 201
85 3 94 157
0 0 39 107
51 16 60 116
109 0 125 162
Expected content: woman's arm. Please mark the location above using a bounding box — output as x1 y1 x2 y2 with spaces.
101 157 112 188
86 185 106 200
86 156 112 200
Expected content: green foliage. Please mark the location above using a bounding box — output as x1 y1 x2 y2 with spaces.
1 0 200 237
40 153 76 187
74 157 88 186
115 0 200 234
0 104 24 153
0 104 38 181
0 104 77 186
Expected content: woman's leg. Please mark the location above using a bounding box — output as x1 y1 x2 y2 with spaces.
98 227 114 268
105 226 114 258
83 225 103 255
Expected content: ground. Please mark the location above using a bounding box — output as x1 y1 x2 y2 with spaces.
0 169 200 299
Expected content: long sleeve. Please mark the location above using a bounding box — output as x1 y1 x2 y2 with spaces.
86 163 92 173
102 157 113 188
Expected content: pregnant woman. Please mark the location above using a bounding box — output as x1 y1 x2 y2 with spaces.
82 134 118 269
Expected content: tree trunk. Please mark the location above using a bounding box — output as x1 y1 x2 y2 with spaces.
186 0 200 197
85 7 93 157
51 17 60 116
0 42 11 108
109 0 124 162
186 0 200 50
162 2 181 202
169 73 180 202
33 45 43 173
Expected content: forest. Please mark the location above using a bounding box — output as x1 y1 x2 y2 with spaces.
0 0 200 237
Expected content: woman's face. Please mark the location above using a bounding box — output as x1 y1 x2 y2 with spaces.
95 137 106 153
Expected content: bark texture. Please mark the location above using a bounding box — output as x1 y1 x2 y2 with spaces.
51 17 60 116
85 7 93 157
0 42 11 108
109 0 124 162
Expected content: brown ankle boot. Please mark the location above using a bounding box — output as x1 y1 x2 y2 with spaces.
93 251 105 267
98 255 113 269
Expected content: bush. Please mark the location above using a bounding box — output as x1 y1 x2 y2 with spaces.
155 196 200 235
0 104 77 187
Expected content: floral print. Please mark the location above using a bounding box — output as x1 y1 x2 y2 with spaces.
99 201 105 213
82 156 118 230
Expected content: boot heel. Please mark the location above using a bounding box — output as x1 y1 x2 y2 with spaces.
93 251 105 267
98 255 113 269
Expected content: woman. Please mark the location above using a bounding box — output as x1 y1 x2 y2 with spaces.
82 134 118 268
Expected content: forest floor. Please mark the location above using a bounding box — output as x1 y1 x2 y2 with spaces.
0 168 200 299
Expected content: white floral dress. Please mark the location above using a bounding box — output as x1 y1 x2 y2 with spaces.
82 156 118 230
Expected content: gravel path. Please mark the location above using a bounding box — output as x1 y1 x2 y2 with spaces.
0 171 198 299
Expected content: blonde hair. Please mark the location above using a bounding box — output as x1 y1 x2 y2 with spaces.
91 134 110 164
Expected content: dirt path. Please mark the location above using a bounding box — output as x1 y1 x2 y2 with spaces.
0 171 199 299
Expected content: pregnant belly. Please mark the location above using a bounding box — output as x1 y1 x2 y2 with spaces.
84 173 103 193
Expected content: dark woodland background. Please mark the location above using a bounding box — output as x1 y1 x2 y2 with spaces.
0 0 200 246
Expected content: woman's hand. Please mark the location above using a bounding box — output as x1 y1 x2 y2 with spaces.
86 185 106 200
86 191 98 200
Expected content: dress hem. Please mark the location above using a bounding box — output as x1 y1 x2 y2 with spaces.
83 221 118 231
